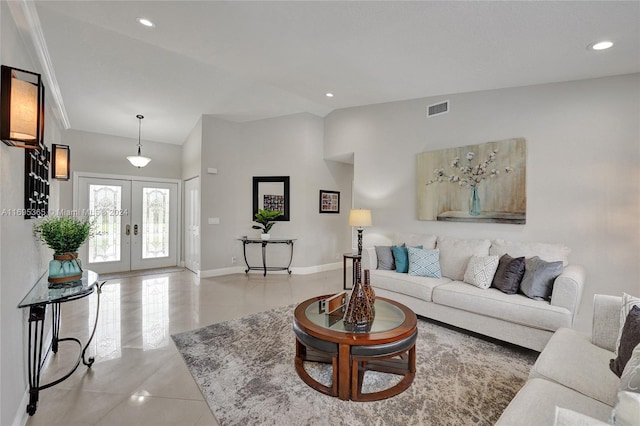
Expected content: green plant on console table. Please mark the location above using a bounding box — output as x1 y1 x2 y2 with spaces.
252 209 282 234
33 215 93 254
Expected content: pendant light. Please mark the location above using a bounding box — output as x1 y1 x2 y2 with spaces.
127 114 151 168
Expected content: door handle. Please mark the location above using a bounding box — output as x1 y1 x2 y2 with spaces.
126 224 131 236
134 224 138 236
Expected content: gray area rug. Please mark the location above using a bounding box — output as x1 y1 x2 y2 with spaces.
172 304 537 426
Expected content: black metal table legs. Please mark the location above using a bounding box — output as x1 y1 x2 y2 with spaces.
26 281 105 416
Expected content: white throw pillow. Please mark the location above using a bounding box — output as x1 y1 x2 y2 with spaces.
463 255 499 289
612 391 640 426
436 237 491 281
616 293 640 356
620 343 640 393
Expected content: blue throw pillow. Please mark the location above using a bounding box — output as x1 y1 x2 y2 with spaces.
408 247 442 278
391 245 423 273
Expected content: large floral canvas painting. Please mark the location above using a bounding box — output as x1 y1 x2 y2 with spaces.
417 138 526 223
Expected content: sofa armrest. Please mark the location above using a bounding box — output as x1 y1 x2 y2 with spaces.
550 264 585 324
591 294 622 352
361 247 377 271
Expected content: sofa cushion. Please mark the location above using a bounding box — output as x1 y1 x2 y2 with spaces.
611 306 640 377
492 254 526 294
496 378 614 425
436 237 491 281
490 239 571 266
520 256 564 301
432 281 572 331
407 247 441 278
529 327 620 407
463 255 499 289
612 391 640 426
375 245 395 270
369 269 451 302
554 408 610 426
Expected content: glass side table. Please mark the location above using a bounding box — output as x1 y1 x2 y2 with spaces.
18 270 105 416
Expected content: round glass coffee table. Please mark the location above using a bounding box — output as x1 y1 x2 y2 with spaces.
293 295 417 401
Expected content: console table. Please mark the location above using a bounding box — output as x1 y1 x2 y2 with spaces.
239 237 296 276
17 270 104 416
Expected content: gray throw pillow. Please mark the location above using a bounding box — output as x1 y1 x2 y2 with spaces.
519 256 563 301
491 254 526 294
375 246 395 270
611 306 640 377
620 343 640 392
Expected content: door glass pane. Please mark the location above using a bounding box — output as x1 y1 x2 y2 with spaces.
142 187 170 259
89 184 122 263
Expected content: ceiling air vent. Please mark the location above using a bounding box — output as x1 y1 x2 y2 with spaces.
427 100 449 118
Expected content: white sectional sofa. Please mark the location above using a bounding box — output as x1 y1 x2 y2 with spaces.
496 294 625 425
361 234 585 351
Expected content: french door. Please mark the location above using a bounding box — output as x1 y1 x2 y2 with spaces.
77 177 178 274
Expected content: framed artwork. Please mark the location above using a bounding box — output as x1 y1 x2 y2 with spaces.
319 190 340 213
417 137 526 224
252 176 290 221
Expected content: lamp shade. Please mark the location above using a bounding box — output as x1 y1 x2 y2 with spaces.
1 65 43 148
52 144 70 180
348 209 372 227
127 154 151 168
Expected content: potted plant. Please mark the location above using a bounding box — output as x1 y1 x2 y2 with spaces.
33 215 93 286
252 209 282 240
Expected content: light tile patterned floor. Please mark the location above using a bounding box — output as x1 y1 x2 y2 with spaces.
25 269 344 426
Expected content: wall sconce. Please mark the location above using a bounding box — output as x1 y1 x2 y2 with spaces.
51 144 70 180
0 65 44 149
349 209 372 256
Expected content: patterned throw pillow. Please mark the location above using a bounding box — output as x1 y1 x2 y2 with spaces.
463 255 500 289
620 343 640 393
616 293 640 356
407 247 441 278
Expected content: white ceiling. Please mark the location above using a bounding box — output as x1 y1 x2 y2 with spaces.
23 1 640 145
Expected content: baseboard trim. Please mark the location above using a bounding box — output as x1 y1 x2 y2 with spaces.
199 262 342 278
12 390 29 426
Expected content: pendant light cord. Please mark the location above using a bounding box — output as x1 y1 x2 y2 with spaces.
137 114 144 155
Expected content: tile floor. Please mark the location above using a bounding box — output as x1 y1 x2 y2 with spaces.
25 269 344 426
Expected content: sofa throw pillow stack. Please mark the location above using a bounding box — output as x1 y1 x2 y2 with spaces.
611 294 640 377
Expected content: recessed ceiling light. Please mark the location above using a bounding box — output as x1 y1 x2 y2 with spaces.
137 17 155 28
325 93 334 98
588 40 613 51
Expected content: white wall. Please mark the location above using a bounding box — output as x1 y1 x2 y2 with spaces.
199 113 353 274
182 117 202 181
0 3 62 424
325 73 640 331
59 129 182 209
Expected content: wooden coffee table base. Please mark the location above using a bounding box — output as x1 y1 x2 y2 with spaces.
293 296 418 402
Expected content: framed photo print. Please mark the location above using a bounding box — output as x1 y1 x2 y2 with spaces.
319 190 340 214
